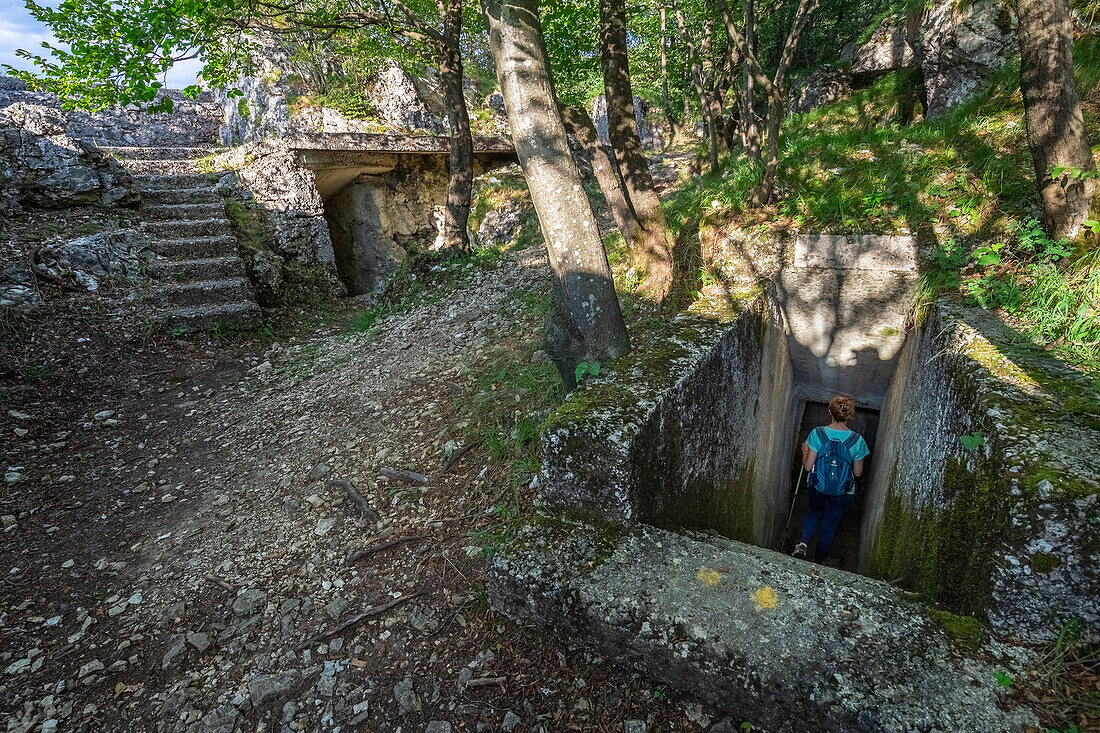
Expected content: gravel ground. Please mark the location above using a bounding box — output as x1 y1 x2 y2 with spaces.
0 243 723 733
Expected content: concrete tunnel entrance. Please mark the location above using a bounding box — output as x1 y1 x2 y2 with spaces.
632 233 921 574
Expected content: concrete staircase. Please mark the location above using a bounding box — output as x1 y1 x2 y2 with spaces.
107 146 262 332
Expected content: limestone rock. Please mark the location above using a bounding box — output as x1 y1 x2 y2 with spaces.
232 588 267 617
372 63 442 133
486 91 506 114
0 264 41 312
0 104 137 213
248 670 301 708
850 17 915 79
788 65 851 114
476 197 532 249
35 229 148 291
393 678 422 715
590 94 655 149
920 0 1016 117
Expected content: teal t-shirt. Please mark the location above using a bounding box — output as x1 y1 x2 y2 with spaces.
806 426 870 461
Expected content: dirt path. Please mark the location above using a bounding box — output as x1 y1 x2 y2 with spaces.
1 246 715 732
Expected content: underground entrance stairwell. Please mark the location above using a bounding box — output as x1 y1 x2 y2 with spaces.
488 235 1063 730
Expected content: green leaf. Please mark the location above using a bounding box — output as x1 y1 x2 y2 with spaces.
1050 165 1066 179
589 361 600 376
1084 220 1100 234
959 433 986 451
975 253 1001 267
574 362 589 384
993 670 1013 689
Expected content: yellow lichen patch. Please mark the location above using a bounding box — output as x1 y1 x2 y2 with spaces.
752 586 779 610
696 566 722 587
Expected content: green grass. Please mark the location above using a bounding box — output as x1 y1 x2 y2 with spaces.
665 36 1100 374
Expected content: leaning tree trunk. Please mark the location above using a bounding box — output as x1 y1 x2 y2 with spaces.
438 19 474 253
481 0 630 381
600 0 675 301
561 105 640 246
1017 0 1097 240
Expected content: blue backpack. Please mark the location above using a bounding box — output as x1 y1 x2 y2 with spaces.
811 427 860 496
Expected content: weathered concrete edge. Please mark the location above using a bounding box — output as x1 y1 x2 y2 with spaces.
490 519 1038 733
539 294 763 524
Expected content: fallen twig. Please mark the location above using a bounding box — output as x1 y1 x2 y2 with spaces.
304 590 425 646
379 466 430 485
204 575 232 591
465 676 507 690
328 479 381 523
442 439 483 473
347 534 427 563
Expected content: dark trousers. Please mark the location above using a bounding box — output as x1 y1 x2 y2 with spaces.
800 489 855 563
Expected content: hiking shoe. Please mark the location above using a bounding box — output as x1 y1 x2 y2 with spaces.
792 542 808 559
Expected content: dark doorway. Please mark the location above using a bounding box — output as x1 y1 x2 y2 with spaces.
779 401 880 571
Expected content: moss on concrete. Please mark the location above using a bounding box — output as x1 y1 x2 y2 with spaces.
1028 552 1060 574
930 609 985 650
870 455 1014 616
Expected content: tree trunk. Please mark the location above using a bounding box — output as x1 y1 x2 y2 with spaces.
659 5 677 144
439 5 474 253
481 0 630 380
599 0 675 300
701 16 720 170
561 105 639 246
742 0 761 164
1017 0 1097 239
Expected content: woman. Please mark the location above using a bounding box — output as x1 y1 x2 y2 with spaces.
792 395 869 564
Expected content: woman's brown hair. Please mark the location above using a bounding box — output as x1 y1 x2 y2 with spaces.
828 395 856 424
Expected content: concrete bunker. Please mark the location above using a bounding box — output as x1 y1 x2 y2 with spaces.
494 232 1098 728
580 233 920 571
288 133 516 296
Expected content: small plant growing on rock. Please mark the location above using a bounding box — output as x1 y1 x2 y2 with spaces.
574 361 601 385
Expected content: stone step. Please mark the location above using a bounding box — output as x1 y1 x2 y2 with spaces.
154 277 253 308
144 218 232 239
134 173 218 190
165 300 263 332
147 235 238 259
124 159 207 175
103 146 224 161
148 256 247 281
143 202 226 220
141 187 221 205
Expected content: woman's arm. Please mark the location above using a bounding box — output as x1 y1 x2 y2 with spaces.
853 459 864 477
801 443 816 471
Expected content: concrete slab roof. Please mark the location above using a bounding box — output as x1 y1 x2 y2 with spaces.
283 133 518 198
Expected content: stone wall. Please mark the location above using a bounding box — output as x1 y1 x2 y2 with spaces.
865 304 1100 641
0 78 220 147
218 141 343 300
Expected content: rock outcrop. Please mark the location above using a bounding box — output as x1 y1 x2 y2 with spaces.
372 63 443 133
920 0 1016 116
0 78 221 147
0 104 136 213
793 0 1016 117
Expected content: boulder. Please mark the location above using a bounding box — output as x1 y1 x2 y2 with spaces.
476 196 533 249
0 104 137 213
788 65 852 114
35 229 148 291
920 0 1016 117
850 16 916 80
218 75 290 146
372 63 442 133
0 264 41 312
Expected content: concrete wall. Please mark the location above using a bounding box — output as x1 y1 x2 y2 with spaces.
540 293 795 547
864 304 1100 641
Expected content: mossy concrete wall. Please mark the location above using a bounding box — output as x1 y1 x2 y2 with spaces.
865 303 1100 641
541 293 792 546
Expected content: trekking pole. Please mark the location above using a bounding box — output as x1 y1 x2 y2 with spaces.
783 466 805 536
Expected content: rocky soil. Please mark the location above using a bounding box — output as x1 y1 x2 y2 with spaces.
0 243 722 732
